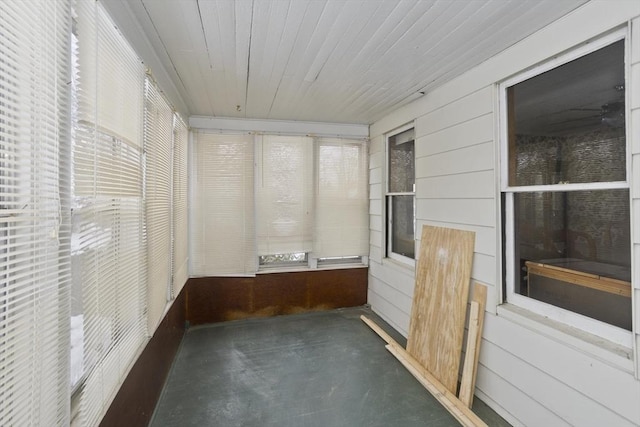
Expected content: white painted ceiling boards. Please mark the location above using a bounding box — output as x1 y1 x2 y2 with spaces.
104 0 589 125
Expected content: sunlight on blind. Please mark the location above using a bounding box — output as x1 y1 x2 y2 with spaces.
172 115 189 294
73 1 146 425
191 132 255 275
0 0 72 425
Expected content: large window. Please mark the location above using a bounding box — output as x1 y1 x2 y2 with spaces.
386 126 415 261
501 35 630 339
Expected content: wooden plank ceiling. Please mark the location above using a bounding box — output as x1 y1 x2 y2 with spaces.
111 0 588 124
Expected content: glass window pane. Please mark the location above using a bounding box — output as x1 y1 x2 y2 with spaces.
509 40 625 186
391 195 414 259
513 189 631 329
388 129 415 193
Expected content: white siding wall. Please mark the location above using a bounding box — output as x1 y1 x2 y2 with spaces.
368 2 640 426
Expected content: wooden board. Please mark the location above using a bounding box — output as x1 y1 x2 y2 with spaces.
407 225 475 394
459 283 488 408
360 315 487 427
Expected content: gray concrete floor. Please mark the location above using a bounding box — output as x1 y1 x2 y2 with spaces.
151 306 510 427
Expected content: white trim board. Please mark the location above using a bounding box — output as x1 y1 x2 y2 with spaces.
189 116 369 138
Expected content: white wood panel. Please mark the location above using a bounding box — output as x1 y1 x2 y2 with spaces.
368 284 411 336
475 363 569 427
369 168 381 185
369 151 383 170
415 87 493 136
369 183 382 201
632 109 640 155
368 273 413 316
369 245 382 264
369 214 382 232
632 63 640 110
416 198 495 227
483 314 640 424
479 341 637 427
369 261 415 300
370 3 640 135
416 170 494 200
188 116 368 137
369 135 383 154
369 230 382 248
369 200 381 216
415 113 493 158
416 142 494 178
633 17 640 64
471 253 496 285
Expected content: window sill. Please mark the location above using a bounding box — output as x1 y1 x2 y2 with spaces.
497 303 633 373
256 263 368 275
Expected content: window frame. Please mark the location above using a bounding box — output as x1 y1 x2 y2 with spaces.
385 123 416 266
498 28 632 348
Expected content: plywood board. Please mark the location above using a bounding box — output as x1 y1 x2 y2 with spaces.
407 225 475 394
459 283 488 408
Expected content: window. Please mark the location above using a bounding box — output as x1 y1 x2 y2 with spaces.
386 126 416 261
501 36 630 338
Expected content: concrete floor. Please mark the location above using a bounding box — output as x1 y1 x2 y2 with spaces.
151 307 510 427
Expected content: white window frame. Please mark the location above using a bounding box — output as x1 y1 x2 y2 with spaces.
385 123 416 266
498 28 632 348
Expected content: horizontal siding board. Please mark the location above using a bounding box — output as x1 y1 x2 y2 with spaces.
632 63 640 109
369 168 381 185
369 200 382 216
416 198 495 227
483 314 640 424
416 112 494 158
369 151 383 169
368 285 410 336
632 109 640 155
369 261 415 299
416 141 494 178
369 245 382 264
369 214 382 232
370 230 382 248
368 274 413 315
471 252 496 285
414 86 493 137
476 349 573 427
416 170 495 200
369 183 382 200
369 135 383 154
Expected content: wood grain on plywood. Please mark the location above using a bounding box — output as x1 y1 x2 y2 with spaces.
407 225 475 394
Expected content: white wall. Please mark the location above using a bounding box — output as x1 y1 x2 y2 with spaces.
369 2 640 426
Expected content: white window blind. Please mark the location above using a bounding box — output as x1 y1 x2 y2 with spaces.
0 1 72 425
144 77 173 331
314 138 369 258
73 1 147 425
172 114 189 295
256 135 314 256
191 132 255 275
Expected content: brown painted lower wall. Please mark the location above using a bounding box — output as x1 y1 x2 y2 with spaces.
186 267 368 325
99 288 186 427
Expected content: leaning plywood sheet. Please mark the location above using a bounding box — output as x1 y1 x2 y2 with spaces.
407 225 475 394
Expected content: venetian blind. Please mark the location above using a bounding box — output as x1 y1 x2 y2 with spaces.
73 1 147 425
144 77 173 331
191 132 255 275
314 138 369 258
172 114 189 295
255 135 314 256
0 1 72 425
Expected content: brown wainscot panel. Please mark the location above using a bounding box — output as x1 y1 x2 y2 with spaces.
99 288 186 427
186 267 368 325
